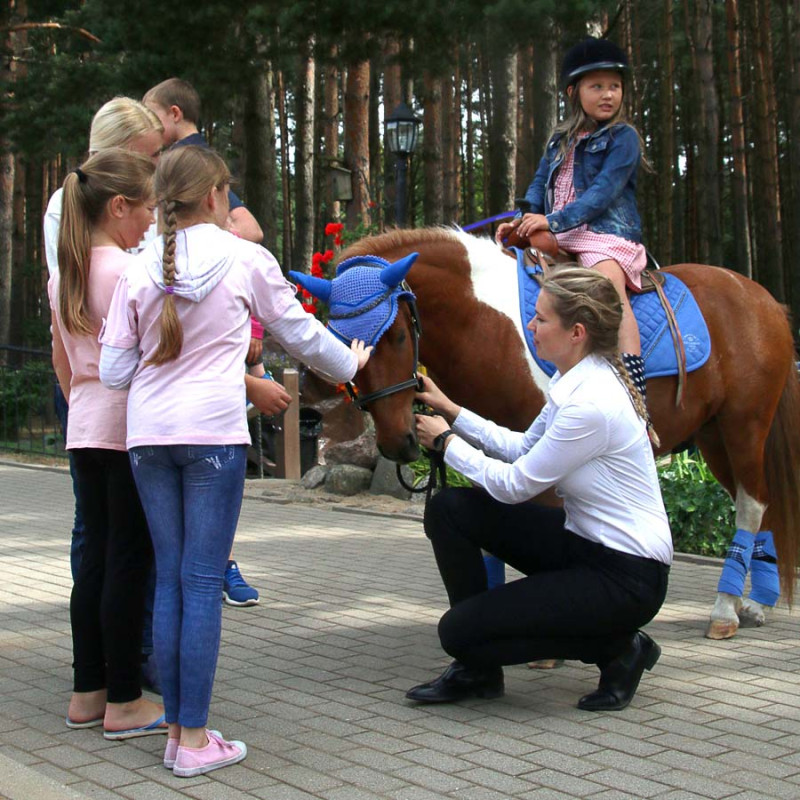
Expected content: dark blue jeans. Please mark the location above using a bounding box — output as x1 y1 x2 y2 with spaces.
129 444 246 728
54 383 85 580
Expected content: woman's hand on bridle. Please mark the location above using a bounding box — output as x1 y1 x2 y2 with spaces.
415 374 462 423
415 412 451 450
351 339 374 371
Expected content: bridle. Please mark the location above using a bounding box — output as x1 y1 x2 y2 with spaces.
330 280 423 411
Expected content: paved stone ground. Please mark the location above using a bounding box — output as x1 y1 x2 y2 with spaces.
2 459 800 800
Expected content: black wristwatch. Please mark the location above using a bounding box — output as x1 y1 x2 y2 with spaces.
431 429 454 453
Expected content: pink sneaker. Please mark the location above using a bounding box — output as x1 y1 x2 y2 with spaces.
172 730 247 777
163 738 179 769
164 730 220 769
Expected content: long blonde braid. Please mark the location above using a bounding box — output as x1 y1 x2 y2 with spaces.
145 145 230 366
146 199 182 365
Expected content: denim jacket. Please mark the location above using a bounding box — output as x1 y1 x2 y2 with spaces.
521 123 642 243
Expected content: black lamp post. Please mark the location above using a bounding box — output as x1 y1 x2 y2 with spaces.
385 102 421 228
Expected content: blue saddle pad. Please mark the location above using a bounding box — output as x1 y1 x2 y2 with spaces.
514 248 711 379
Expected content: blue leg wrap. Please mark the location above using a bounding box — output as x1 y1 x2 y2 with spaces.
748 530 779 607
483 554 506 590
717 528 755 597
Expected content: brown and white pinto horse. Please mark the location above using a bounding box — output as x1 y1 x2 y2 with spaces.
339 227 800 639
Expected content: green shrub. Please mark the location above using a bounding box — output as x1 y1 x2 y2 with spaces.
657 451 733 557
0 361 54 440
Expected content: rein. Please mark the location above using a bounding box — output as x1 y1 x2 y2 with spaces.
332 280 423 412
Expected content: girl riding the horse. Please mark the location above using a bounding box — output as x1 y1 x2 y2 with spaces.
496 37 650 414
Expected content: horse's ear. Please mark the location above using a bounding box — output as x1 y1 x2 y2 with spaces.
288 271 332 302
380 252 419 288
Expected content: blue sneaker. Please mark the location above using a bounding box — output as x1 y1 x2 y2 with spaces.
223 560 260 607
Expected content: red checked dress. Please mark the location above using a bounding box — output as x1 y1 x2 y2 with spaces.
552 134 647 290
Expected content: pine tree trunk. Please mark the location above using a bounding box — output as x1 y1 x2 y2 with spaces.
344 61 371 228
725 0 752 277
382 38 402 228
531 26 558 174
294 41 316 274
516 44 535 201
789 0 800 307
323 53 341 225
422 72 443 225
657 0 676 265
0 151 13 348
442 69 460 225
487 45 517 214
746 0 784 298
276 69 292 268
244 58 278 251
464 44 477 223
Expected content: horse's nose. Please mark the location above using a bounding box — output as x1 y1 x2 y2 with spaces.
399 432 420 464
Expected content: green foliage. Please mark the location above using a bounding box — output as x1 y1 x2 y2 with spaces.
657 451 734 557
407 454 473 490
0 362 54 440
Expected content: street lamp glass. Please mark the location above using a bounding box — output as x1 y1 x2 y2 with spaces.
385 103 420 157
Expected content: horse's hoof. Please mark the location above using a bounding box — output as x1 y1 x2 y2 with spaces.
705 619 739 639
738 600 767 628
527 659 564 670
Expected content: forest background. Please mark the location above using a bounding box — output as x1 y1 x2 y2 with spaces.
0 0 798 352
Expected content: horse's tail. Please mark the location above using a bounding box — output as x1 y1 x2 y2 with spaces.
764 360 800 606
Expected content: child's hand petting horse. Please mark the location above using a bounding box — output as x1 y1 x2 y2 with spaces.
351 339 373 370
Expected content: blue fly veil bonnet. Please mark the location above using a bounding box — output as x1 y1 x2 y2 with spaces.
288 252 421 410
289 252 418 346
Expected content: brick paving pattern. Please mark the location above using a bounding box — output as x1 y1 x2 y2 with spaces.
2 459 800 799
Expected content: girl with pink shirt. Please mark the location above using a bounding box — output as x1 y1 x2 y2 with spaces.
49 149 167 739
99 145 370 778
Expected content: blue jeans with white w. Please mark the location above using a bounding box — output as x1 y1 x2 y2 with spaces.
129 444 247 728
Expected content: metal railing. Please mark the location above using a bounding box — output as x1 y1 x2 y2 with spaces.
0 345 66 459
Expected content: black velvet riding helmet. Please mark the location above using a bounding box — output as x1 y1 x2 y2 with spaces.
561 37 629 89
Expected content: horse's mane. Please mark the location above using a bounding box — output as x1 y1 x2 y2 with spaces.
338 226 462 262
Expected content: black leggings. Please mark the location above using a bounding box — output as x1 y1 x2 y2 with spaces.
424 487 669 670
70 448 152 702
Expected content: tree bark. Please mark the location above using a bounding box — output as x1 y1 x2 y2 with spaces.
487 44 517 215
463 44 477 224
516 43 536 202
344 60 371 228
789 0 800 307
294 39 316 274
323 51 341 225
657 0 676 265
531 25 558 176
442 69 460 225
725 0 752 277
382 37 402 228
244 56 278 251
746 0 784 298
276 69 292 269
422 72 443 225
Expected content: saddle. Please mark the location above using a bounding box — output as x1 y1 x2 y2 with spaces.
506 230 691 406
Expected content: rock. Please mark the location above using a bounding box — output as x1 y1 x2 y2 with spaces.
325 464 374 496
301 465 329 489
325 428 379 470
369 456 414 500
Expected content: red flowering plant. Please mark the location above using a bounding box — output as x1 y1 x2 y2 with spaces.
295 222 343 319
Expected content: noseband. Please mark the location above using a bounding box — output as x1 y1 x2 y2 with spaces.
330 280 423 411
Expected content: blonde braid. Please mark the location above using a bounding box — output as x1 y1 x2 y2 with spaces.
146 200 184 365
607 351 660 447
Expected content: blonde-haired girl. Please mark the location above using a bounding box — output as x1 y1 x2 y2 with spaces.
99 145 371 777
49 148 167 738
